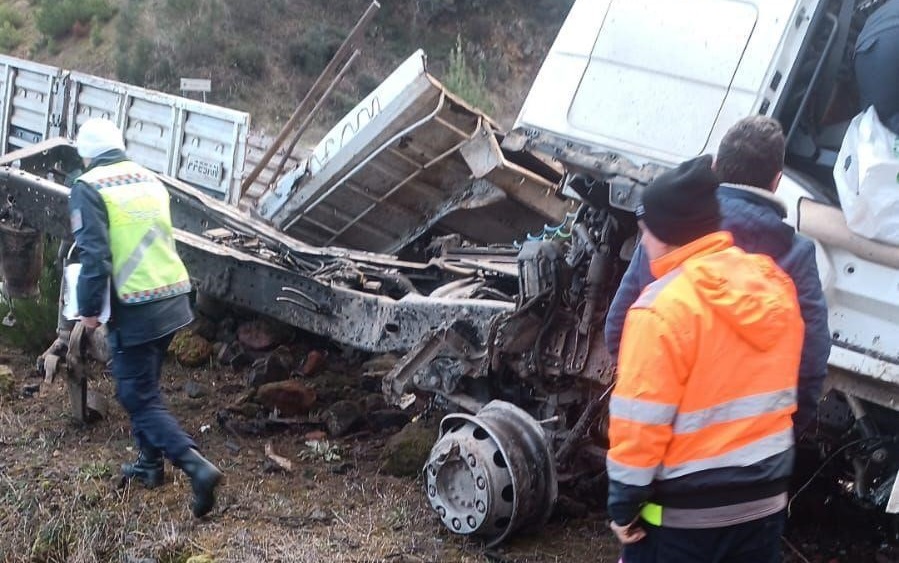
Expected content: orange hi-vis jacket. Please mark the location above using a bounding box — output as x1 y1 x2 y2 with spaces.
606 231 804 528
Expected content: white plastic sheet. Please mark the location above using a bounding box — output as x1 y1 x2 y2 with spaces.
834 106 899 245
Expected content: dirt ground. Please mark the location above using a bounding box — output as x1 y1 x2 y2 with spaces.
0 342 622 563
2 340 898 563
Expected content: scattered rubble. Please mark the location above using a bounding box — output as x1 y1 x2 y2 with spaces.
237 318 293 351
185 380 210 399
264 442 293 473
380 420 439 477
324 400 364 437
300 350 326 377
255 380 317 416
247 345 294 387
169 331 214 367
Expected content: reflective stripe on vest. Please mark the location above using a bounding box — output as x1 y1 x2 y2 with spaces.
78 161 191 304
606 427 794 487
640 493 786 528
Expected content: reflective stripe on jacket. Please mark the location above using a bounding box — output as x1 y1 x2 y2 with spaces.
77 161 190 304
606 231 804 527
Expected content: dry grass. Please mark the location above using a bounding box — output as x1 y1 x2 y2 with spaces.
0 343 621 563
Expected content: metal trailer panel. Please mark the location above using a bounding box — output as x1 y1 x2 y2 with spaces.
257 51 572 253
66 72 250 202
0 55 64 155
238 132 308 211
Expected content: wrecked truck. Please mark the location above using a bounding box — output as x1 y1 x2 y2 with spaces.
1 0 899 549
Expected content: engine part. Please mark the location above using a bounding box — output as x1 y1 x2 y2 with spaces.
424 400 557 546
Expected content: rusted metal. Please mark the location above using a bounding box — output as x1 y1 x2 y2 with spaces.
239 1 381 196
269 48 363 188
0 220 43 298
0 164 514 354
426 401 557 547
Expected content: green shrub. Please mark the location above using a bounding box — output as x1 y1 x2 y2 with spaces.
227 44 266 78
89 15 102 46
286 23 343 74
442 35 493 112
0 237 61 354
0 4 25 29
0 21 24 52
35 0 115 39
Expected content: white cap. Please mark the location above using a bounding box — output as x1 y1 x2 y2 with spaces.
76 118 126 159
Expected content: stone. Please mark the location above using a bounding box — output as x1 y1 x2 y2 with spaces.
185 380 209 399
169 330 213 367
255 380 317 417
380 420 439 477
300 350 326 377
368 409 411 432
237 318 293 351
217 341 251 369
324 400 364 437
188 315 218 341
246 345 294 387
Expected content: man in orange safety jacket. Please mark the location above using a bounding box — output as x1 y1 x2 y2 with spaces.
607 155 804 563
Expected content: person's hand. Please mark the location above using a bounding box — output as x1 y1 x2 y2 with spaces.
610 518 647 545
80 316 100 330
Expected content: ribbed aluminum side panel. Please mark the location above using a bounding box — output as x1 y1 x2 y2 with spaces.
0 55 63 154
67 72 249 201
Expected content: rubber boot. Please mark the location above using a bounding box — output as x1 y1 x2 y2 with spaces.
175 448 223 518
121 450 164 489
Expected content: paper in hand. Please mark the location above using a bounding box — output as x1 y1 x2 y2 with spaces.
62 263 111 323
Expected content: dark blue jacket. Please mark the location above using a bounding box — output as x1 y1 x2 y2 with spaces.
69 150 193 348
604 184 831 436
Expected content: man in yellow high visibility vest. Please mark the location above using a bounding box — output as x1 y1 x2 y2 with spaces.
69 118 222 518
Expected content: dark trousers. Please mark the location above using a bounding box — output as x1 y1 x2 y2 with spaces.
621 511 786 563
111 332 195 460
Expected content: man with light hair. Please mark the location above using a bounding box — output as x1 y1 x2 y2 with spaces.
605 115 830 440
70 117 222 517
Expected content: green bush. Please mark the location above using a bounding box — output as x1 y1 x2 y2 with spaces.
0 21 24 52
0 4 25 29
0 4 26 52
35 0 115 39
89 15 102 46
227 44 266 78
442 35 493 112
286 23 343 74
0 237 61 354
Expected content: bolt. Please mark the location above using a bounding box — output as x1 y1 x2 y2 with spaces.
452 518 462 531
438 506 446 518
476 500 486 513
467 516 477 528
428 485 436 497
467 454 477 468
428 464 436 477
477 476 486 490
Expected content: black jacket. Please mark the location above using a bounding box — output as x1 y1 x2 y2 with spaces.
69 150 192 348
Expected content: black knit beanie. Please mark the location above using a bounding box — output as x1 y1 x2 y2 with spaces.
635 155 721 246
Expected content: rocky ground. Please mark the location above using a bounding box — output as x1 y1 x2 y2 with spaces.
0 307 898 562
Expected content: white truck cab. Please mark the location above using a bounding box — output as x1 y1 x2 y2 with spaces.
512 0 899 514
